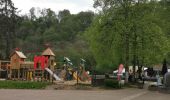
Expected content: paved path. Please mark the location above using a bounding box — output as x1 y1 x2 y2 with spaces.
0 89 169 100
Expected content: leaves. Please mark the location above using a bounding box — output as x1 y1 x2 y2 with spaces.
0 0 18 59
86 0 170 72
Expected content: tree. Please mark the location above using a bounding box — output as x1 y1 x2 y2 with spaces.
159 0 170 64
0 0 18 59
14 7 95 67
59 11 94 41
58 9 70 22
29 7 36 21
86 0 170 81
162 59 167 76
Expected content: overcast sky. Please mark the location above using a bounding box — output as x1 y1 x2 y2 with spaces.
12 0 95 15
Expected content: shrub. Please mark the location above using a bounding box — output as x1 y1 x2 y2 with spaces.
104 79 120 89
0 81 50 89
148 85 158 91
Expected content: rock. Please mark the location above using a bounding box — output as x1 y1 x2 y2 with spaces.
158 72 170 94
164 72 170 88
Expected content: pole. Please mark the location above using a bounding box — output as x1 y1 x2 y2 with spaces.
52 73 53 83
77 68 78 85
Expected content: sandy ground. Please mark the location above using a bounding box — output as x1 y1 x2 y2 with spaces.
0 88 169 100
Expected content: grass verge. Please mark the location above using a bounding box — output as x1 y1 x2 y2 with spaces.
0 81 50 89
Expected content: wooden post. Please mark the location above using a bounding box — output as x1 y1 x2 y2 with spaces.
21 68 23 80
9 69 11 79
0 61 1 78
41 70 44 81
33 70 35 81
23 69 25 80
28 70 30 81
52 71 53 83
76 66 79 85
12 70 14 79
25 69 27 80
18 69 20 79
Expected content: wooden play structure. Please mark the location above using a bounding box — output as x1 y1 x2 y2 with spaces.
0 47 61 81
0 60 10 78
33 48 60 81
10 50 32 79
0 47 90 82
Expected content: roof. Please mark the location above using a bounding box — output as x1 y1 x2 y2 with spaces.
11 51 27 59
21 61 34 65
42 48 55 56
0 60 10 63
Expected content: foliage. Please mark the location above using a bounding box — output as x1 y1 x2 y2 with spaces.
0 3 95 67
86 0 170 73
16 9 95 64
0 81 50 89
0 0 170 74
104 79 120 88
162 59 168 76
0 0 19 59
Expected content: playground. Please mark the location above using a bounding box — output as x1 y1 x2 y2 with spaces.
0 47 91 85
0 47 170 95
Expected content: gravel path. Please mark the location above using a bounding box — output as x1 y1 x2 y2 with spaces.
0 88 169 100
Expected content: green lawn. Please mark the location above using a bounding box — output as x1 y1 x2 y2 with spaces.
0 81 50 89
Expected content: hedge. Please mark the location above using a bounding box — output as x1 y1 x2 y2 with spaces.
104 79 120 88
0 81 50 89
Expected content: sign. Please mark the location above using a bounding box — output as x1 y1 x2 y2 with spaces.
117 64 124 81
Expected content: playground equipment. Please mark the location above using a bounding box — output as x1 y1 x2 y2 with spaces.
7 47 60 81
64 57 71 62
0 47 91 82
34 56 48 70
61 57 91 82
33 48 61 81
10 50 35 80
79 58 91 81
45 68 61 81
73 71 81 82
0 60 10 79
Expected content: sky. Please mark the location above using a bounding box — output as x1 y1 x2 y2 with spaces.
12 0 95 15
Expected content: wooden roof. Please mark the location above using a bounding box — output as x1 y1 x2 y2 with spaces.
0 60 10 63
42 48 55 56
21 61 34 65
11 51 27 59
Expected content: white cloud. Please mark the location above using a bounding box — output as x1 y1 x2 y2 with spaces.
12 0 95 15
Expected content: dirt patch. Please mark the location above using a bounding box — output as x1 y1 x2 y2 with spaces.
45 80 105 90
45 84 95 90
54 84 93 90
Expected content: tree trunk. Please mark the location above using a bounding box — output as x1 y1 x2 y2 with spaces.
124 1 130 83
133 29 137 82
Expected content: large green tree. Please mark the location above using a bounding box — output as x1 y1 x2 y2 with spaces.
159 0 170 65
86 0 170 80
0 0 18 59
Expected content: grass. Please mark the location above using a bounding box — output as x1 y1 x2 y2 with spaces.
0 81 50 89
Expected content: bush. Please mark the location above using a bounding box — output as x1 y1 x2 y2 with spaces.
0 81 50 89
148 85 158 91
104 79 120 89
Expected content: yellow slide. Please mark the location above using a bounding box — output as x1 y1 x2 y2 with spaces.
73 72 81 82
